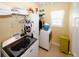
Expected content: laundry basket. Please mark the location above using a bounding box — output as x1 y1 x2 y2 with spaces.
59 35 70 54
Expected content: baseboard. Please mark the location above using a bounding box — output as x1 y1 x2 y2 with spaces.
72 51 77 57
39 46 48 51
52 41 60 47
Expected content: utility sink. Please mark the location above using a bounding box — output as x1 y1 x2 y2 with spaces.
11 36 33 51
2 35 37 57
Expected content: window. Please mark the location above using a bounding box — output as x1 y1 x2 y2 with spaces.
51 10 65 27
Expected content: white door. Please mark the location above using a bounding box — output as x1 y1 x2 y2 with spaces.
72 17 79 56
70 3 79 57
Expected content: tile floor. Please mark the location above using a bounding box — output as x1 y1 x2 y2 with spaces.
38 44 72 57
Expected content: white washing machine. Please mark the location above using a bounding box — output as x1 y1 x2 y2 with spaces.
39 28 51 51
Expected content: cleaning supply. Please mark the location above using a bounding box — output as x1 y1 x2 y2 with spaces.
59 35 70 54
43 23 49 31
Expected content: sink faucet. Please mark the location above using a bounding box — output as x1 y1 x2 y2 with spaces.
12 33 21 39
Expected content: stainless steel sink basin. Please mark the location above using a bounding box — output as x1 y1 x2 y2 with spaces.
11 36 32 51
2 35 37 57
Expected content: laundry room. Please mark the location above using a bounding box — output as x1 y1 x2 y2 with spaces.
0 2 79 57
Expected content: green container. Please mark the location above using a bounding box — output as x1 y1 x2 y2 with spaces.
60 35 70 54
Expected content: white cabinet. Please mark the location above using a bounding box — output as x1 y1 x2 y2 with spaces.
21 40 38 57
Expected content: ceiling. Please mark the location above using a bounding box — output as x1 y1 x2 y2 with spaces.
35 2 54 6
